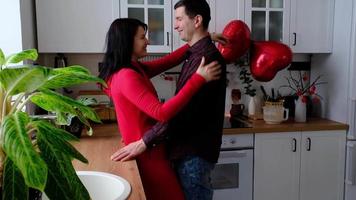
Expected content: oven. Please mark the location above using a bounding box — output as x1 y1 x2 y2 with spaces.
212 133 254 200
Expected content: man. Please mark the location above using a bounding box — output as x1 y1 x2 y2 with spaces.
111 0 226 199
164 1 226 199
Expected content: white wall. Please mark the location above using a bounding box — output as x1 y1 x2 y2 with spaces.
37 53 104 98
0 0 36 54
311 0 354 123
0 0 23 55
20 0 37 50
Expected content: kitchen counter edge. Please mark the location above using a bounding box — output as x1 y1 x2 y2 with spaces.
223 118 348 134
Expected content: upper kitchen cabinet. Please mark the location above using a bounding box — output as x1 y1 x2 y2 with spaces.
211 0 245 33
289 0 335 53
245 0 335 53
120 0 171 53
172 0 245 51
36 0 118 53
245 0 291 44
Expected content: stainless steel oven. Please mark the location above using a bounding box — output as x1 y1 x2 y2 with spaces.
212 129 254 200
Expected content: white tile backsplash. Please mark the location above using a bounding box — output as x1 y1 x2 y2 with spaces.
151 73 179 102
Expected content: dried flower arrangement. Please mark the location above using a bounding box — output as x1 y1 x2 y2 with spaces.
279 71 327 103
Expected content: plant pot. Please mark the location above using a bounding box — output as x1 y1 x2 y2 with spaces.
65 117 84 138
248 96 263 117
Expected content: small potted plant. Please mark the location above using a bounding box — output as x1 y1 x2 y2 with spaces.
0 48 105 199
239 66 259 117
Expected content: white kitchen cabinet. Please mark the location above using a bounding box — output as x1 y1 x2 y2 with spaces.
211 0 245 33
299 131 345 200
254 130 346 200
244 0 334 53
120 0 171 53
245 0 291 45
289 0 335 53
254 132 300 200
36 0 118 53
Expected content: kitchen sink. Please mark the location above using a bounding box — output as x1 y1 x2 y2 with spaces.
42 171 131 200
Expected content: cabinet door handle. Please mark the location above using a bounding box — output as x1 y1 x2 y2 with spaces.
306 137 311 151
292 138 297 152
167 32 170 46
293 32 297 46
346 142 356 185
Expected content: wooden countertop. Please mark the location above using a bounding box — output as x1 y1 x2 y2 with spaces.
72 123 146 200
223 118 348 134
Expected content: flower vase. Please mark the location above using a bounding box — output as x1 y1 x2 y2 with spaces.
248 96 257 116
294 96 307 122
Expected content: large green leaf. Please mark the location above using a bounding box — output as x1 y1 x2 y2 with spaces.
55 112 73 126
41 65 106 90
4 49 38 66
2 157 29 200
30 91 77 116
75 112 93 136
2 112 47 191
32 120 88 163
37 127 90 200
0 67 50 95
53 65 91 74
49 98 96 126
42 155 90 200
76 96 98 106
0 48 5 66
30 89 101 123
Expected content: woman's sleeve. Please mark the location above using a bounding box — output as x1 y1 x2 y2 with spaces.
143 44 189 78
115 69 205 122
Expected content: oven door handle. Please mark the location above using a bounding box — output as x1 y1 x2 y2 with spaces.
218 150 252 164
219 150 248 159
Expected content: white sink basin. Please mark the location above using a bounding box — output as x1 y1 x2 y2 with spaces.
42 171 131 200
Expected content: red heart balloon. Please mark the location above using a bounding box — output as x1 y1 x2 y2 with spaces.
250 41 292 82
218 20 251 64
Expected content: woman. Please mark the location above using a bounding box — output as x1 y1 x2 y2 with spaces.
99 18 221 200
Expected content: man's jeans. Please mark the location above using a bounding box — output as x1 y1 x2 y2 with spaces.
175 156 215 200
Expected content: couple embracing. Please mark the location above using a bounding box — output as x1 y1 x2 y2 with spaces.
99 0 227 199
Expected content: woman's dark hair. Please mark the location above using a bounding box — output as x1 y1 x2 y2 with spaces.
174 0 211 30
99 18 147 80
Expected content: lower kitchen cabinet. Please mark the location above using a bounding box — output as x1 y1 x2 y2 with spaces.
254 130 346 200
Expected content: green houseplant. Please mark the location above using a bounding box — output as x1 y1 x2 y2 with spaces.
239 66 260 116
239 66 256 97
0 48 105 199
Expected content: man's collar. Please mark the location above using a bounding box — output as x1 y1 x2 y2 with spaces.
188 35 212 54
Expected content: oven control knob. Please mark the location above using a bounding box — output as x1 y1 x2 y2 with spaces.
230 138 236 144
